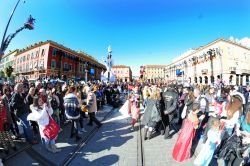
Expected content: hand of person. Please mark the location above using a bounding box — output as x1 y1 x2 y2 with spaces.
242 149 249 158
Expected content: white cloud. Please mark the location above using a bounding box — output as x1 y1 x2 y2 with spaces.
229 36 250 48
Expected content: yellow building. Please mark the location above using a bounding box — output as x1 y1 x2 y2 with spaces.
143 65 166 83
165 38 250 85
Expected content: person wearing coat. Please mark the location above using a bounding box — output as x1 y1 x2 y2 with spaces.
28 96 61 153
86 86 102 128
64 86 81 141
142 86 162 140
10 83 38 144
160 85 179 139
0 97 16 154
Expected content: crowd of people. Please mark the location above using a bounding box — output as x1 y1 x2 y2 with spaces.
0 79 125 156
0 78 250 166
128 82 250 166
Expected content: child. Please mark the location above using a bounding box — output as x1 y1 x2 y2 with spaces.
194 118 221 166
172 103 204 162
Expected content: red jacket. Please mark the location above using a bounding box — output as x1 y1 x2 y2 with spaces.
0 104 7 132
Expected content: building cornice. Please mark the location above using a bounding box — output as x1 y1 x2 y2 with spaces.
2 49 19 58
167 38 250 67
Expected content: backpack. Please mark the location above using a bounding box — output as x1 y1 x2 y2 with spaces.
50 97 59 110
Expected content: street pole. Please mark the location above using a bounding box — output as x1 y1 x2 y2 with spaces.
85 69 88 82
0 0 35 56
107 45 112 82
0 0 21 55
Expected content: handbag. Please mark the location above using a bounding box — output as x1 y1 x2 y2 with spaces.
43 110 60 140
81 105 88 113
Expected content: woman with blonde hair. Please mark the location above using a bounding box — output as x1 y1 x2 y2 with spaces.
142 86 162 140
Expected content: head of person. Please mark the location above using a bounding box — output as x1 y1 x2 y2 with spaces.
67 86 76 94
192 102 200 114
33 95 43 109
226 93 244 120
29 87 36 96
14 83 23 93
209 86 215 94
210 118 220 131
193 88 200 98
2 86 10 96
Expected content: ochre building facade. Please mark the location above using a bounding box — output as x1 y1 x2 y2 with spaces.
165 38 250 86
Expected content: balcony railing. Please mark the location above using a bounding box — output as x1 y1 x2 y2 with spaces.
241 69 250 74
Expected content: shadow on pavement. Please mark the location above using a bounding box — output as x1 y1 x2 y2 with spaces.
70 154 119 166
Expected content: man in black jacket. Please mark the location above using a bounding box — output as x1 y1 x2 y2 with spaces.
160 85 179 139
11 83 38 144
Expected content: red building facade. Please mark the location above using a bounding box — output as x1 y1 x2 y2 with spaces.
14 40 106 81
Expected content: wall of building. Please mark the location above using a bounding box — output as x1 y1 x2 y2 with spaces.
12 41 106 81
112 66 132 82
165 39 250 85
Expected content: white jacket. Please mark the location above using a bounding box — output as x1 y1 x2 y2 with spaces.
27 105 53 139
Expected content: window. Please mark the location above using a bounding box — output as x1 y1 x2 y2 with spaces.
23 56 26 62
27 54 30 60
36 51 39 57
20 57 22 63
39 61 44 67
34 61 38 70
31 53 34 59
64 63 68 69
17 58 19 64
79 66 82 72
41 49 45 56
26 64 29 71
29 62 33 69
52 48 57 56
69 64 72 71
51 60 56 69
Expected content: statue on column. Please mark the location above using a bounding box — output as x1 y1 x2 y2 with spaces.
101 45 116 82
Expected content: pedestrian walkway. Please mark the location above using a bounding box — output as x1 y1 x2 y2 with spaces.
69 110 138 166
3 105 114 166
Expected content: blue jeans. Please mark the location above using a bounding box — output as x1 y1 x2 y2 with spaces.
44 138 55 145
19 113 34 143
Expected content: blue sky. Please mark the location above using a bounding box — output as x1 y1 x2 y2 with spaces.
1 0 250 76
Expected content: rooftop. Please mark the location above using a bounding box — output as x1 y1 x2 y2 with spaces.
112 65 130 68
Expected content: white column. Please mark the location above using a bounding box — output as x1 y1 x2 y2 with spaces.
243 75 246 86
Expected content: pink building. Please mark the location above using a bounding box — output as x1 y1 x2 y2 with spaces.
112 65 132 82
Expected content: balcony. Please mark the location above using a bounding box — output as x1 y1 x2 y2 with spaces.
241 69 250 74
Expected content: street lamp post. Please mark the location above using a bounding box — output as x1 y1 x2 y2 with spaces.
107 45 112 82
84 63 88 82
0 0 35 56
